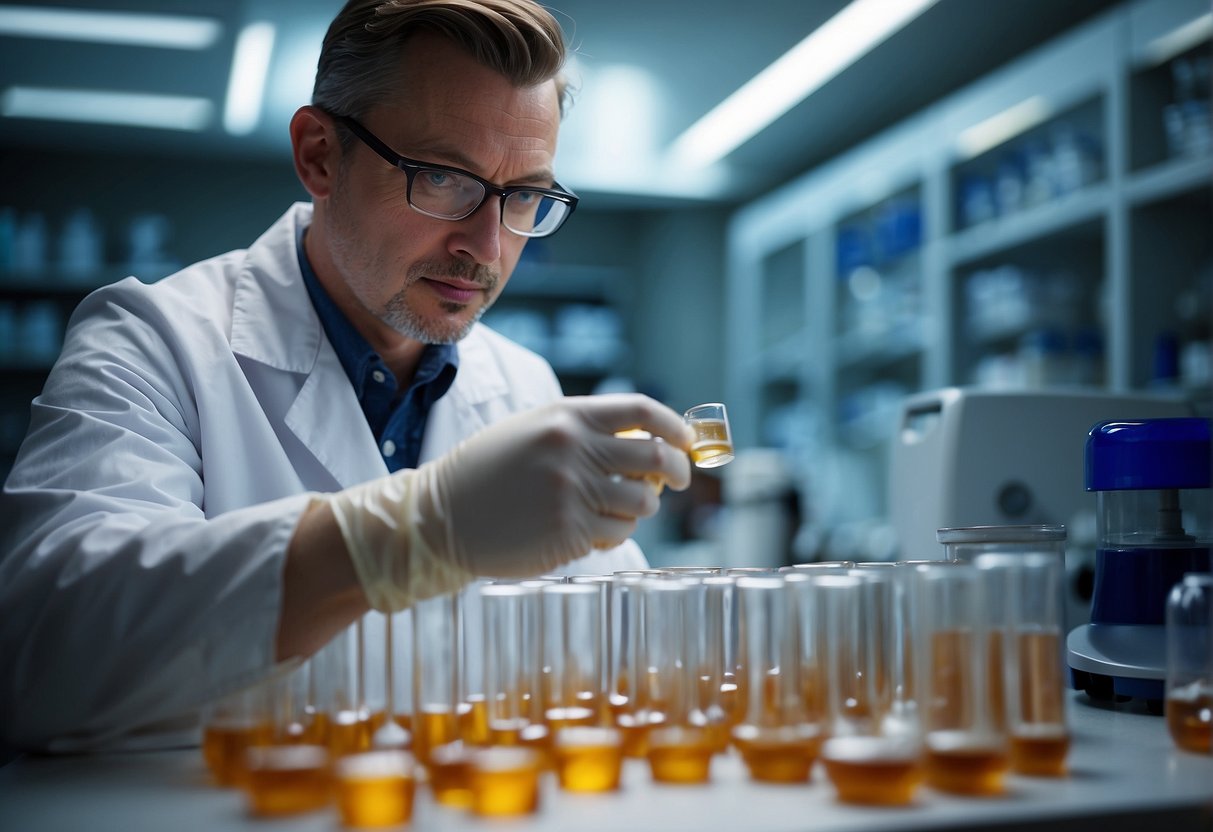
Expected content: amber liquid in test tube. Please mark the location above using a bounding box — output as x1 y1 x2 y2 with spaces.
202 684 274 787
817 573 924 806
683 403 734 468
977 552 1072 776
638 579 716 784
915 563 1009 796
412 593 460 768
732 576 822 783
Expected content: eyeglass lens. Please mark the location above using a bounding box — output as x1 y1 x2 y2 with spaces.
409 167 568 237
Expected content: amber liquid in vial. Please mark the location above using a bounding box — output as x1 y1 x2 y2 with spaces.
1166 687 1213 754
202 718 273 787
732 725 823 783
1010 724 1071 775
924 731 1009 796
554 727 624 792
647 726 714 784
821 736 922 806
334 751 416 829
470 748 542 817
244 745 330 817
544 705 598 732
687 419 734 468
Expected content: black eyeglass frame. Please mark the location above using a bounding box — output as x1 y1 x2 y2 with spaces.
333 113 579 238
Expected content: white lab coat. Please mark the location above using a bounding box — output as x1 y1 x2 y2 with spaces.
0 203 644 752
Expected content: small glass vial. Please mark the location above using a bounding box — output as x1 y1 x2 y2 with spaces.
684 402 734 468
1167 573 1213 754
334 750 416 828
553 726 624 792
243 745 330 817
470 746 542 817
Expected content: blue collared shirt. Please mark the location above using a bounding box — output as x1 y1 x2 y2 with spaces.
296 226 458 472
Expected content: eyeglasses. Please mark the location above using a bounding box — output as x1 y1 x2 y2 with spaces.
335 114 578 238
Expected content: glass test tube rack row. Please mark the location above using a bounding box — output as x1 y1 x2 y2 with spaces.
201 555 1102 824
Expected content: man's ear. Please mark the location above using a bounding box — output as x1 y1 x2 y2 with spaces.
290 105 340 199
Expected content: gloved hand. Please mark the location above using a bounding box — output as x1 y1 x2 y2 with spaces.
327 394 695 612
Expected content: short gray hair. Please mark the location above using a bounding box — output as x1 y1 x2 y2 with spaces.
313 0 571 137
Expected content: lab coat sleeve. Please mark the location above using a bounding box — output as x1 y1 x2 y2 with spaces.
0 289 304 751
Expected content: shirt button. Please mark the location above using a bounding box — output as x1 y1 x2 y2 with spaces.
381 439 397 457
372 370 387 384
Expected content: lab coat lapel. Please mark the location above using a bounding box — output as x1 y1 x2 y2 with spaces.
418 326 510 462
231 203 386 490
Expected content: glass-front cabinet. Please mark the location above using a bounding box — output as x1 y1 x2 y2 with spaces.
726 0 1213 562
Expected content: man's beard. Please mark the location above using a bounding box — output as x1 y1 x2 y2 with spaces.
381 260 500 345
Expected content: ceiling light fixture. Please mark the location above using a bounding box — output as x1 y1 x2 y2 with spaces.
0 86 213 131
0 5 220 49
224 22 276 136
1143 13 1213 67
955 96 1052 160
667 0 941 170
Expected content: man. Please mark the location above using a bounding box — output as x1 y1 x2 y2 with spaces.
0 0 692 752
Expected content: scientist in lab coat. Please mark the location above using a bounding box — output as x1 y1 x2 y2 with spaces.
0 0 694 753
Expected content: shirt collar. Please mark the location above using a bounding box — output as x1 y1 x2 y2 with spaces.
295 223 458 398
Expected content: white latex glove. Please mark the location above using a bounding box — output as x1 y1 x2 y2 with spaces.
327 394 694 612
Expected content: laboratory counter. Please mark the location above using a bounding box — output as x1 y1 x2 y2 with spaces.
2 693 1210 832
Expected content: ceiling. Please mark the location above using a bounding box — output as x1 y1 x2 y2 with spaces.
0 0 1121 206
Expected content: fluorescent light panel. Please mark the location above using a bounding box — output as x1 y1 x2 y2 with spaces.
1 86 213 131
1144 13 1213 67
956 96 1052 159
224 22 276 136
0 5 220 49
669 0 941 169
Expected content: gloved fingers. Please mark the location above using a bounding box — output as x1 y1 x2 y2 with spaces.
571 393 696 452
586 512 641 551
590 470 663 519
601 432 692 492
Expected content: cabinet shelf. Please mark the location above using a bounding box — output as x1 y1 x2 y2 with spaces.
1127 151 1213 206
948 184 1109 267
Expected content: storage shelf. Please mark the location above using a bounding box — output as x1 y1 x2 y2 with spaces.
1127 151 1213 206
948 184 1109 267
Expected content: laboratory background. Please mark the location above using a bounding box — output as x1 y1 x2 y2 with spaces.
1 0 1212 829
3 0 1209 570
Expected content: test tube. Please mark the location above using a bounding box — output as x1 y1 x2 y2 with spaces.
541 583 603 731
412 593 460 768
334 750 416 829
683 575 734 752
817 574 924 806
607 573 651 757
481 582 539 747
1166 573 1213 754
639 579 715 784
977 552 1071 775
459 580 491 746
912 562 1010 796
201 681 274 787
731 575 822 783
313 622 372 759
683 402 734 468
